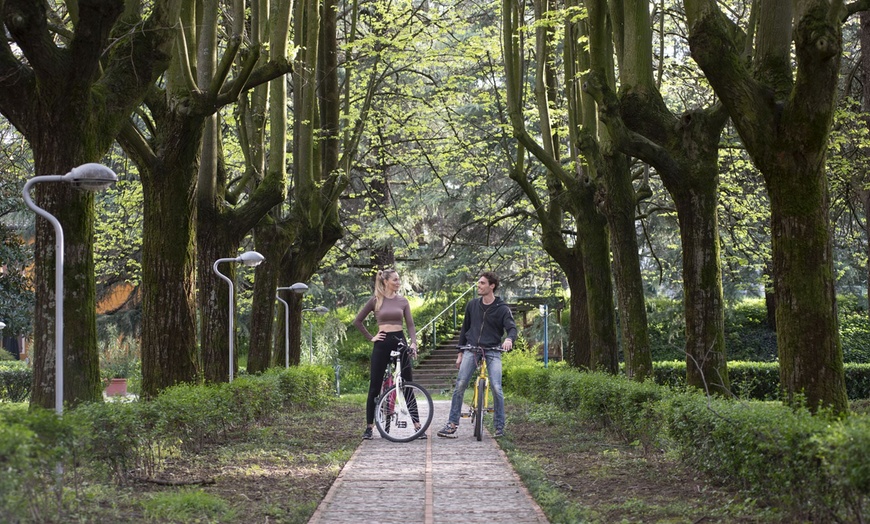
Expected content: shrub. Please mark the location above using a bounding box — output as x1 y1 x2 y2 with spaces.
275 365 335 407
0 407 80 522
654 360 870 400
507 365 870 520
0 361 31 402
72 400 165 483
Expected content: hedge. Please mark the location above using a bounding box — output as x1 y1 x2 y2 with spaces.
503 362 870 521
0 361 31 402
0 365 337 521
651 360 870 400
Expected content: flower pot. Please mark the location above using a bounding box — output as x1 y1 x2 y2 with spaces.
105 378 128 397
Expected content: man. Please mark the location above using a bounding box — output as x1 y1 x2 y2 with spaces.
437 271 517 438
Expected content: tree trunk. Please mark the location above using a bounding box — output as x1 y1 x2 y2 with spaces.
675 178 728 393
0 0 180 409
769 162 846 410
573 191 619 374
31 177 102 408
599 154 652 380
138 146 199 397
198 222 239 383
563 258 590 368
685 0 847 412
247 221 286 373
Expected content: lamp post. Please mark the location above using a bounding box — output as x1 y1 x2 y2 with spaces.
213 251 265 382
22 163 118 415
539 303 550 368
275 283 309 368
302 306 329 363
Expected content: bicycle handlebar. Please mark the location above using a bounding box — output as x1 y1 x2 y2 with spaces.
458 344 508 353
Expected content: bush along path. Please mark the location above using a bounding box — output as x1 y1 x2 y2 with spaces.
500 397 780 523
502 358 870 523
0 366 362 523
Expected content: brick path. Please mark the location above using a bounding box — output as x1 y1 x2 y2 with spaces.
308 400 549 523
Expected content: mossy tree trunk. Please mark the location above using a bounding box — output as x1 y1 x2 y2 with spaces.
0 0 181 408
585 0 730 393
119 0 291 392
193 0 288 383
503 0 621 373
685 0 848 411
119 101 200 397
580 0 652 377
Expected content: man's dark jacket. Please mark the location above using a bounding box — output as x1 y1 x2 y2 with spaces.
457 296 517 351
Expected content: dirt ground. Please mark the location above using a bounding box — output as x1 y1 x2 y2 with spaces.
66 398 362 523
500 398 785 523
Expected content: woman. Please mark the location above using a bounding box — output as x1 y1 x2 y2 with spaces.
353 269 420 440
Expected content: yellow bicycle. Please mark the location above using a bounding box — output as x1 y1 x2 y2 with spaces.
460 345 502 441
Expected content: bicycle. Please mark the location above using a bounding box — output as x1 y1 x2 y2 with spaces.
459 345 504 441
374 340 434 442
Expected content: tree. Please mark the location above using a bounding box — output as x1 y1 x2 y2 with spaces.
503 0 656 376
683 0 854 411
0 0 181 408
195 0 290 383
585 0 730 393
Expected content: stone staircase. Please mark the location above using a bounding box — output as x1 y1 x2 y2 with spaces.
413 330 461 394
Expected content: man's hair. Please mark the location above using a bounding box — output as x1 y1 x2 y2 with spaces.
479 271 499 291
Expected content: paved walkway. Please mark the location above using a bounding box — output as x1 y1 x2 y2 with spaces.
308 400 549 523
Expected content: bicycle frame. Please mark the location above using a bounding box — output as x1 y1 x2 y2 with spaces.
471 357 490 414
374 340 434 442
460 345 500 441
381 350 404 417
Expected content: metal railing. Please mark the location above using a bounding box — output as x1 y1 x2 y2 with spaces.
416 285 475 358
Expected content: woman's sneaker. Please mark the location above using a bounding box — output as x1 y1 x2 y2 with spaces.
436 422 458 438
362 427 373 440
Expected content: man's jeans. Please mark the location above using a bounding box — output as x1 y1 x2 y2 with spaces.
447 349 504 430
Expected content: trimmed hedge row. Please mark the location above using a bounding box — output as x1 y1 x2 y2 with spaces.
0 361 31 402
0 365 335 520
504 364 870 521
653 360 870 400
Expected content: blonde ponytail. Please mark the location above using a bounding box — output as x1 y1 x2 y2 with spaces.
374 269 396 312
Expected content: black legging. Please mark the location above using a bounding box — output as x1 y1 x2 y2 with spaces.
366 331 413 425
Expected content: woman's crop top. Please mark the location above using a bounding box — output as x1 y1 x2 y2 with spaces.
352 295 417 344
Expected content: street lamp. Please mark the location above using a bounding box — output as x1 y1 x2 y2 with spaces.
302 306 329 363
213 250 266 382
22 163 118 415
275 283 309 368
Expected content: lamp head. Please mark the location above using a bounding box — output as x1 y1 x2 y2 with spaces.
62 163 118 191
237 251 265 267
0 321 5 330
314 306 329 314
278 282 308 294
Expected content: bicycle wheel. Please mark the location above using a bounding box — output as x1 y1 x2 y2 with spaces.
474 378 485 441
374 381 434 443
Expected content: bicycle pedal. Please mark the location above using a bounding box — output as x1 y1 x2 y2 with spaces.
461 412 471 418
486 408 494 413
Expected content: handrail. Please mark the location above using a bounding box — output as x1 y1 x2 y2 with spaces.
416 284 475 356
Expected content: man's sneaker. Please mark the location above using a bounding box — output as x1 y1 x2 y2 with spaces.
362 427 373 440
436 422 458 438
493 428 505 438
